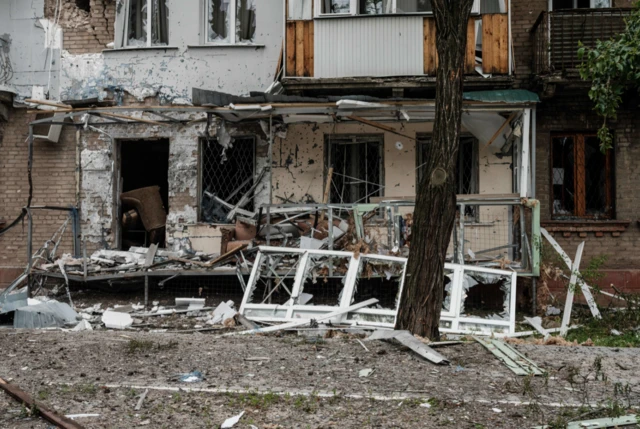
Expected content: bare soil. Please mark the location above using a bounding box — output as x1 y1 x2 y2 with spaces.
1 329 639 428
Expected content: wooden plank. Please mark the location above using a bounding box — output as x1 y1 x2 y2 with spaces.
497 14 509 74
286 22 296 76
303 21 311 77
295 21 305 77
482 14 494 74
0 377 86 429
423 18 437 75
560 242 585 337
309 21 314 77
465 18 476 74
492 15 502 74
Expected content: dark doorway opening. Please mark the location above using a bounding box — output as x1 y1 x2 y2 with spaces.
119 139 170 248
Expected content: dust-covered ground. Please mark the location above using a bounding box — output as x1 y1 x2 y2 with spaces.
0 329 639 429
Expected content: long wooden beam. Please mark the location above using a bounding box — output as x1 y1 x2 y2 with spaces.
0 377 86 429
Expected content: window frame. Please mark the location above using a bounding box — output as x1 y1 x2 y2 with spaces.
550 132 615 220
549 0 611 10
314 0 481 17
204 0 258 45
325 134 385 205
122 0 169 48
198 135 257 224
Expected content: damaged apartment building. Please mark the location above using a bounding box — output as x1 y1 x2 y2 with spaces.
0 0 638 331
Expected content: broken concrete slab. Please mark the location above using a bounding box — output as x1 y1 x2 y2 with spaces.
101 311 133 330
14 301 79 329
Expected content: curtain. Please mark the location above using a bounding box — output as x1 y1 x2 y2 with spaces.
237 0 256 42
127 0 147 45
151 0 169 45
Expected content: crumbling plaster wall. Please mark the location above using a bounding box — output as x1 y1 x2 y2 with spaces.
0 0 61 99
274 122 513 203
59 0 282 103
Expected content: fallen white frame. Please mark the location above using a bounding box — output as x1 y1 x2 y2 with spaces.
439 264 518 335
239 246 406 327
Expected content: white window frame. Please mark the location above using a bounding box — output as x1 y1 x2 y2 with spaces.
314 0 481 17
122 0 168 48
204 0 257 45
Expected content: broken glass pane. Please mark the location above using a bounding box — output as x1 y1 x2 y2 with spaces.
352 258 404 310
236 0 256 43
127 0 147 46
322 0 351 14
247 254 302 306
360 0 392 14
396 0 432 12
209 0 231 43
552 136 575 216
299 255 351 307
458 270 511 322
150 0 169 46
442 268 454 313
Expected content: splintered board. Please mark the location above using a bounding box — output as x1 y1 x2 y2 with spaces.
286 21 314 77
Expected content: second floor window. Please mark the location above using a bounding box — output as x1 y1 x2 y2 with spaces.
208 0 256 44
126 0 169 47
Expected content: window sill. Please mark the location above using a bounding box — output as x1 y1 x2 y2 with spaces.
103 46 180 53
541 220 631 238
187 44 265 49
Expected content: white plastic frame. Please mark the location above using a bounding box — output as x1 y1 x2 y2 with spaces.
439 264 517 335
239 246 406 327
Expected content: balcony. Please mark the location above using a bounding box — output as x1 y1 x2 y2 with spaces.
531 8 632 76
284 13 511 83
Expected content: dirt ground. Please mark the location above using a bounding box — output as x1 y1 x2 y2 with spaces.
1 328 639 429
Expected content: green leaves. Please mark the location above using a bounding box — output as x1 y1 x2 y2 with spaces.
579 1 640 152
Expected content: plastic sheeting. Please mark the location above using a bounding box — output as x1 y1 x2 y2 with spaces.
14 301 78 329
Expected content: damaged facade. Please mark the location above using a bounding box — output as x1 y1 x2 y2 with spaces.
0 0 638 315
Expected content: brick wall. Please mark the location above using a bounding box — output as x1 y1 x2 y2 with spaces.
535 91 640 289
0 109 77 286
510 0 547 88
45 0 116 54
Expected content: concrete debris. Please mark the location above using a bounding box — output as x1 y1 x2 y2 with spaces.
207 301 237 325
359 368 374 377
72 320 93 331
101 310 133 330
14 301 79 329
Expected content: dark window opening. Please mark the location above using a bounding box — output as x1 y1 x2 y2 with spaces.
552 0 610 9
417 134 479 220
460 272 511 320
119 139 170 249
551 133 614 220
75 0 91 12
200 137 256 223
327 135 383 204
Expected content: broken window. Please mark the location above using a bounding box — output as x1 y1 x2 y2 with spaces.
317 0 486 16
551 133 614 219
200 137 255 223
327 135 384 204
125 0 168 47
395 0 432 13
208 0 256 44
417 134 479 219
321 0 351 14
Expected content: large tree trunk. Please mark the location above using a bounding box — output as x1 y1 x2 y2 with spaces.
395 0 474 339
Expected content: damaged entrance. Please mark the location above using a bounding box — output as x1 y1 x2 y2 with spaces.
118 139 169 248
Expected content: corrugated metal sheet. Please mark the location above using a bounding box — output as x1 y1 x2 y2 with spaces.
314 16 424 78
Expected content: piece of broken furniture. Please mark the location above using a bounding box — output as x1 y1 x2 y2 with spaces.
120 186 167 247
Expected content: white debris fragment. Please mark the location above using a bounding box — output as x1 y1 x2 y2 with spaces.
611 329 622 336
101 311 133 330
359 368 374 377
492 408 502 413
207 301 236 325
221 411 245 428
72 320 93 331
420 403 431 408
546 306 561 316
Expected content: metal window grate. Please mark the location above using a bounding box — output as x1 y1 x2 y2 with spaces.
200 137 255 223
327 135 384 204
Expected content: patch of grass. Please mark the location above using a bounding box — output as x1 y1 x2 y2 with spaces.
566 320 640 348
76 383 98 395
36 389 49 401
126 339 155 354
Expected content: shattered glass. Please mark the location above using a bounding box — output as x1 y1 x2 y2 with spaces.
360 0 393 14
352 258 404 311
299 255 351 306
209 0 231 43
127 0 147 46
458 271 511 321
236 0 256 43
150 0 169 46
442 268 455 313
322 0 351 14
246 254 302 306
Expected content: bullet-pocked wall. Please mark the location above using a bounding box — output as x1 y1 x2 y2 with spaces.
272 122 513 203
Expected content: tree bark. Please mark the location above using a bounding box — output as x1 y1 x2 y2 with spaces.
395 0 474 339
